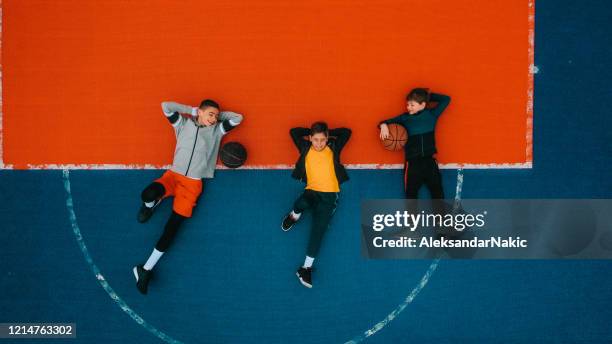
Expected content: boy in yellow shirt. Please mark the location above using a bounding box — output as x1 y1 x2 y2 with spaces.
282 122 351 288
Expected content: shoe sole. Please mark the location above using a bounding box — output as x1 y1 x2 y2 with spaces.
296 272 312 288
281 215 297 232
133 267 139 282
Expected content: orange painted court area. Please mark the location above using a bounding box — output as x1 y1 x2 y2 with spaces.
2 0 533 168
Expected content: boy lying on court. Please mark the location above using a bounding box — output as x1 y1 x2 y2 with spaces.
281 122 351 288
379 88 451 199
133 99 243 294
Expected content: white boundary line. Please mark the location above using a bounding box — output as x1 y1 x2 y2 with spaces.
0 1 534 172
15 162 531 170
527 0 535 166
62 170 184 344
63 168 464 343
345 168 463 343
0 0 4 169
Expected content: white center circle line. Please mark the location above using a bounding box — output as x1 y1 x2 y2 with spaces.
63 168 463 343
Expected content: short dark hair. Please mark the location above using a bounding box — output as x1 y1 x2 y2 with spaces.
310 121 329 137
199 99 220 110
406 88 429 104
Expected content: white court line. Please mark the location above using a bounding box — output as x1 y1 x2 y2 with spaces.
344 168 463 343
16 162 530 170
0 2 4 170
527 0 535 165
62 170 184 344
63 168 464 343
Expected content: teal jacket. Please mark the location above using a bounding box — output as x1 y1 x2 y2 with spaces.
380 93 451 160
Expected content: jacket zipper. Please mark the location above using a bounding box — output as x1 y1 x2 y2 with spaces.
185 126 200 176
421 136 424 156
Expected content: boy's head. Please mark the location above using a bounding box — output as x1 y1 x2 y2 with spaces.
196 99 220 126
309 121 329 151
405 88 429 114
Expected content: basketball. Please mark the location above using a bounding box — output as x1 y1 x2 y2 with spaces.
382 123 408 151
220 142 247 168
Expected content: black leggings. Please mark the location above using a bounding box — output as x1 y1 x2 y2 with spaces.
155 211 187 252
293 190 338 258
140 182 188 252
404 156 444 199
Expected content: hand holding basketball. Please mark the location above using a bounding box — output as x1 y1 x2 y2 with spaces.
379 123 390 140
381 123 407 151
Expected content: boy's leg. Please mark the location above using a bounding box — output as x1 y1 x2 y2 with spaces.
134 211 187 295
297 193 337 288
422 157 449 236
141 182 165 204
282 189 317 231
424 157 444 199
137 182 166 223
393 160 425 237
134 175 201 294
138 171 175 223
305 194 336 258
293 189 318 214
405 159 425 199
154 211 188 254
149 176 201 262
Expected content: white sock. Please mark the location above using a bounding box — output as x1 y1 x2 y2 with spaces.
303 256 314 268
291 210 302 220
144 201 156 208
143 249 164 270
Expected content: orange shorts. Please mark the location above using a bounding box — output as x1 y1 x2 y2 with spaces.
155 170 203 218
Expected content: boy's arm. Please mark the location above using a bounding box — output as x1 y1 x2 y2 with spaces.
161 101 196 129
218 111 244 135
429 93 451 118
289 127 311 151
329 128 352 153
378 114 406 140
378 113 406 128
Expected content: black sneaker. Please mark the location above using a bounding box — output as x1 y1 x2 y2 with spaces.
281 213 298 231
133 264 153 294
137 200 160 223
296 267 313 288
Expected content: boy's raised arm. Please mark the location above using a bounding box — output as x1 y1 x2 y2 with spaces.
429 93 451 118
161 101 196 128
219 111 244 135
329 128 352 152
378 114 406 140
379 113 406 127
290 127 311 150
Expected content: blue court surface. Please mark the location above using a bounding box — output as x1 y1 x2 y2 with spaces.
1 1 612 343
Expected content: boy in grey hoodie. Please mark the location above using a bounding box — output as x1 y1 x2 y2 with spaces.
133 99 243 294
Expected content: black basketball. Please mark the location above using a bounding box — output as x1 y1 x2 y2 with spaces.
220 142 247 168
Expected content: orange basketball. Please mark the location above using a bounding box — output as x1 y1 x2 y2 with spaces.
382 123 408 151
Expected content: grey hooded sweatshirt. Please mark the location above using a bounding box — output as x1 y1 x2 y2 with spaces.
161 101 243 179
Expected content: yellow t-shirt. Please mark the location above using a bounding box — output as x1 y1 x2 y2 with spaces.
305 146 340 192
